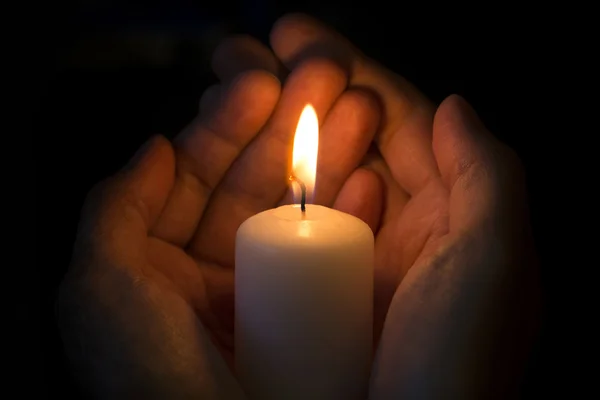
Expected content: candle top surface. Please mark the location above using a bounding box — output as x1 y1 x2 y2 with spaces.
237 204 373 248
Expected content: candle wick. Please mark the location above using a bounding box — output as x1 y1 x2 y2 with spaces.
289 175 307 214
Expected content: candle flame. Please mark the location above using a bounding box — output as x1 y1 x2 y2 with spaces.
292 104 318 203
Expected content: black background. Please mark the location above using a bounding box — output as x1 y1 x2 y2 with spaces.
37 0 570 397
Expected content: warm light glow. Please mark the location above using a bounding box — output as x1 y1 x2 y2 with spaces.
292 104 319 203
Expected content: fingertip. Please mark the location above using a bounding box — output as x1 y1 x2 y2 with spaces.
437 95 526 188
152 134 176 173
82 135 175 248
336 88 381 135
314 88 381 205
211 34 284 81
273 12 315 27
270 13 315 52
270 13 353 71
270 13 323 45
432 94 489 189
283 58 348 115
206 69 280 134
123 135 172 174
333 168 383 233
211 35 247 73
197 70 281 131
229 69 281 105
132 135 176 220
436 94 487 135
199 84 222 115
434 95 529 232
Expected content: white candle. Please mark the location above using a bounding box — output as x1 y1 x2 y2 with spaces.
234 105 374 400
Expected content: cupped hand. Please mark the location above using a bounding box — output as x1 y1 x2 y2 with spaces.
57 58 384 397
210 14 542 398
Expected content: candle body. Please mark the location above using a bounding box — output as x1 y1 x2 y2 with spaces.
235 204 374 400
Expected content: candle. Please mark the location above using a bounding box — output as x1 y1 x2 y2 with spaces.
235 105 374 400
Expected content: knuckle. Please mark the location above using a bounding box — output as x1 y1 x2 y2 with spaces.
175 150 214 198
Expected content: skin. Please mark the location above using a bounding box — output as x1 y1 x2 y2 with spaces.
57 13 541 400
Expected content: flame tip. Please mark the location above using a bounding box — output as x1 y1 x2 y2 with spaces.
292 103 319 203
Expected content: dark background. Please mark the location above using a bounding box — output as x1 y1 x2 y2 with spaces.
37 0 568 397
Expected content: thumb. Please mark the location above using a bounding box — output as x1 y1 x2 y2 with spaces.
74 135 175 266
433 95 527 233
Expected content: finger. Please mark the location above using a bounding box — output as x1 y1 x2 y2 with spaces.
313 88 380 206
432 95 527 232
361 151 411 343
188 58 348 265
145 237 236 363
363 149 411 220
199 84 221 116
270 13 439 195
211 34 286 82
151 71 281 247
333 168 383 234
74 135 175 268
277 102 384 209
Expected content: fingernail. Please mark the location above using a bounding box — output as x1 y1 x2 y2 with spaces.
124 135 159 171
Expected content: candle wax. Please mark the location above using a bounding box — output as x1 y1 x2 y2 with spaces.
235 204 374 400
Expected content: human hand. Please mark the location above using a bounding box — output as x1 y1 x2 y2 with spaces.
57 61 384 397
209 14 541 399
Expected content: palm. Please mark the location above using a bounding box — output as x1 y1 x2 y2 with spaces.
148 159 429 369
140 60 382 370
61 14 539 398
370 173 449 340
204 18 464 346
142 236 235 364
